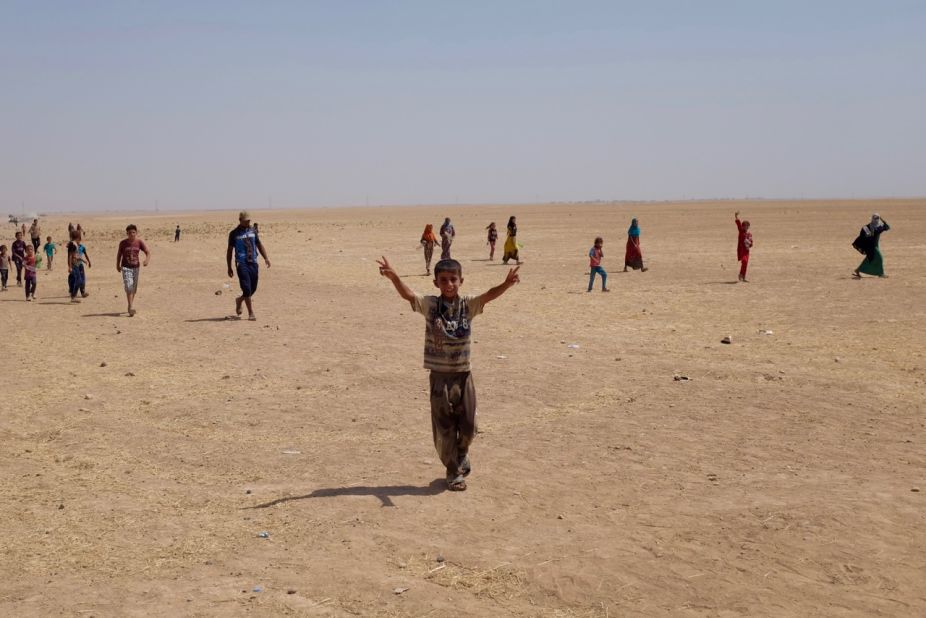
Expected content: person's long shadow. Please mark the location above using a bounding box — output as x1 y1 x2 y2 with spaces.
248 478 446 509
82 312 124 317
185 317 237 323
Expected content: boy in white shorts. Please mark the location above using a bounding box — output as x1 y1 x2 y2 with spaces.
116 224 150 317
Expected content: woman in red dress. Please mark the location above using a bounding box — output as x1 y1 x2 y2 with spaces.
624 218 647 272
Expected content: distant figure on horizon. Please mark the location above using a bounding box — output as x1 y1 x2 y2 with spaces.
735 211 753 283
227 211 271 321
588 237 609 292
486 222 498 260
420 224 439 275
439 218 455 260
174 225 181 242
852 214 890 279
503 216 521 265
623 218 648 273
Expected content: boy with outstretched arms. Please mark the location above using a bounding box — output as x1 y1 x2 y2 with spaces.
377 256 520 491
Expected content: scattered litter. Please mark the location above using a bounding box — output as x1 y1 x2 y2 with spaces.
215 290 222 295
99 362 107 367
428 564 446 573
245 489 252 494
223 283 231 288
759 330 773 335
496 355 507 359
84 394 93 400
673 375 691 381
567 344 580 349
721 336 732 344
281 449 301 455
912 488 921 493
252 586 263 593
287 589 297 594
393 587 409 595
257 531 270 539
78 407 90 412
436 554 445 563
125 372 135 377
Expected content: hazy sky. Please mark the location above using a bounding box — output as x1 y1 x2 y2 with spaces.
2 1 925 212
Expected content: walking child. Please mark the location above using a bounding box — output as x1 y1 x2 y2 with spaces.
43 236 57 270
116 224 151 316
377 256 520 491
735 211 753 282
12 231 26 286
67 229 92 303
0 245 10 291
174 225 181 242
23 245 38 301
588 237 610 292
486 222 498 260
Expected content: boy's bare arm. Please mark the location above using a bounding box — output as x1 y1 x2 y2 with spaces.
226 247 234 277
478 266 520 306
377 256 416 302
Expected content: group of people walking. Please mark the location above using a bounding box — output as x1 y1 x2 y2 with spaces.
586 218 649 292
419 216 523 275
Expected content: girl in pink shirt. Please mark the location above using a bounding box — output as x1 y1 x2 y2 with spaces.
587 237 609 292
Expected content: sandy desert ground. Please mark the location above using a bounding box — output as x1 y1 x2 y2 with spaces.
1 199 924 617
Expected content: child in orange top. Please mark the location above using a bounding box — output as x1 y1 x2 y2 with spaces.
735 211 753 282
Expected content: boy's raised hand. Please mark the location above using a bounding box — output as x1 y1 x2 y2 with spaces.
505 265 520 286
376 256 396 279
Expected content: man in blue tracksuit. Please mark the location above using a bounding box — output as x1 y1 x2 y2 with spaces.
226 211 271 321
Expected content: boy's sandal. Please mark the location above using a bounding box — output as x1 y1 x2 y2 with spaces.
248 315 257 321
447 474 467 491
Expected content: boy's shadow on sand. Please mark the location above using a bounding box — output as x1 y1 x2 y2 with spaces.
248 478 446 509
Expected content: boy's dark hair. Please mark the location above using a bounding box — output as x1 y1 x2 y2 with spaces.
15 231 22 237
594 236 603 244
126 224 137 232
70 229 80 241
0 244 7 252
434 259 462 277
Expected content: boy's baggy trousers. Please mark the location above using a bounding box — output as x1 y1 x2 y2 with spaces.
429 371 477 476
